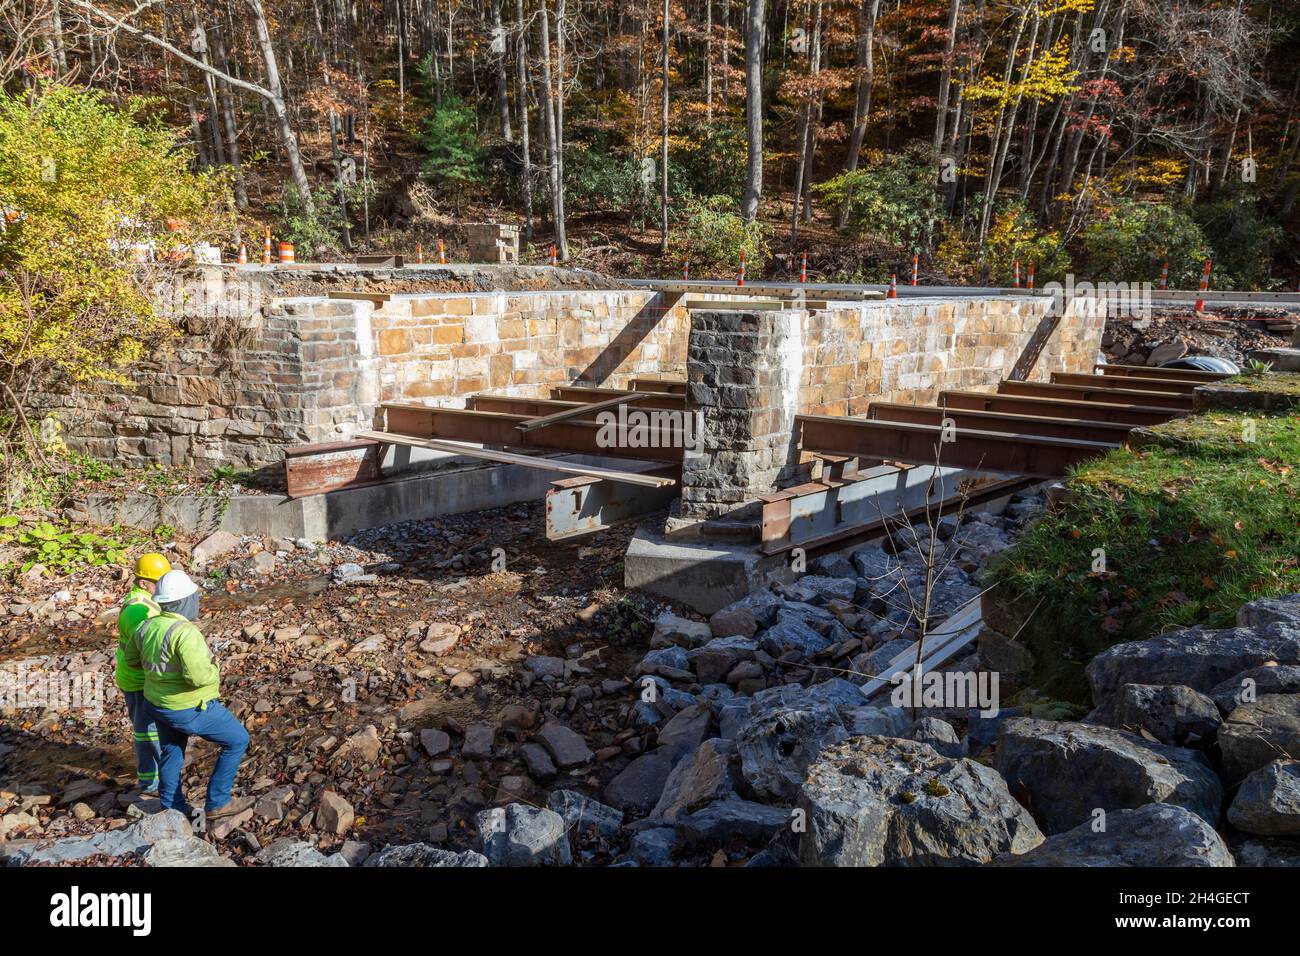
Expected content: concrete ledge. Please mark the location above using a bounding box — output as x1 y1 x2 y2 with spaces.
69 454 650 541
624 525 789 614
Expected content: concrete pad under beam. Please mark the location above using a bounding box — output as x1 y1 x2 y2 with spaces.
624 525 791 614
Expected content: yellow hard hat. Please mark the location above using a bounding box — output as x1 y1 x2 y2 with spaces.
134 552 173 581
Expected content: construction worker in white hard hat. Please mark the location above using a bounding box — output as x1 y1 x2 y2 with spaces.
115 553 172 793
122 569 249 821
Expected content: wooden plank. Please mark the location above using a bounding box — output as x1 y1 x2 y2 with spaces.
353 430 678 488
516 392 651 433
628 377 688 395
1095 363 1227 383
997 379 1193 410
550 384 685 406
1050 371 1200 394
940 390 1178 426
328 291 391 304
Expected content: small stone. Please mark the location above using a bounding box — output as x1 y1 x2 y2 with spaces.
317 791 355 835
537 721 594 769
462 722 496 760
520 743 557 781
419 729 451 757
476 803 571 866
335 725 382 764
420 623 461 655
193 530 240 565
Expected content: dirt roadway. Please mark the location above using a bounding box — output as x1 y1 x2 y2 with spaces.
0 502 669 863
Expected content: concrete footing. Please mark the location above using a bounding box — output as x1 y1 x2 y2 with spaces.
69 454 647 542
624 525 791 614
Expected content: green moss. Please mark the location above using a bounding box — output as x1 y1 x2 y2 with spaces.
898 790 917 804
985 409 1299 702
924 779 950 798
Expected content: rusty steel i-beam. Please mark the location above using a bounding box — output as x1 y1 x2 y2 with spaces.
939 390 1179 426
798 414 1119 478
382 402 684 463
997 380 1194 410
866 402 1138 444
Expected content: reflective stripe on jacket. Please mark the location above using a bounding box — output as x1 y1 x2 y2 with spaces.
115 587 159 692
129 611 221 710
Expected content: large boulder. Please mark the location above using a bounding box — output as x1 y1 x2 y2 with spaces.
18 809 192 866
1086 622 1300 701
369 843 489 867
1209 665 1300 714
144 837 237 868
651 611 713 649
688 636 758 685
1236 593 1300 629
675 800 790 845
256 839 348 867
737 704 849 802
994 718 1223 834
756 618 834 659
1227 760 1300 837
603 748 679 813
998 804 1234 867
781 575 857 606
1084 683 1222 747
796 737 1043 866
656 702 716 757
1229 834 1300 867
546 790 624 840
476 803 571 866
1219 695 1300 782
650 738 739 822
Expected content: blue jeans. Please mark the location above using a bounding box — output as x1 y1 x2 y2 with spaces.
123 690 160 792
149 699 249 813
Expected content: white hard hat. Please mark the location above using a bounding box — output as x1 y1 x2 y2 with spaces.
154 569 201 604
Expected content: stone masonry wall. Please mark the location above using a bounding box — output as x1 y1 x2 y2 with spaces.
368 290 689 402
681 309 805 519
679 295 1107 518
39 286 688 469
796 294 1107 416
38 296 378 470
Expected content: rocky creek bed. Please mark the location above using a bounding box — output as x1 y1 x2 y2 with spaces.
2 492 1299 867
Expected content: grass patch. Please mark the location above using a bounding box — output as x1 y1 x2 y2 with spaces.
1220 370 1300 397
985 409 1299 701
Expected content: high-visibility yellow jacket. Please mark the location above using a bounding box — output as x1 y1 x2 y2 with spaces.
123 611 221 711
115 586 159 693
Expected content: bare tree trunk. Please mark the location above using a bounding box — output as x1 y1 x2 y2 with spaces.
492 0 513 142
976 6 1028 244
328 110 353 251
537 0 566 255
705 0 714 123
515 0 535 239
837 0 879 228
555 0 568 260
212 22 249 209
49 1 69 74
246 0 316 210
740 0 766 221
660 0 670 254
932 0 960 156
188 96 212 169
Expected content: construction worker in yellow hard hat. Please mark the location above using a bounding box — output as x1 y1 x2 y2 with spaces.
126 569 249 820
115 552 172 793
